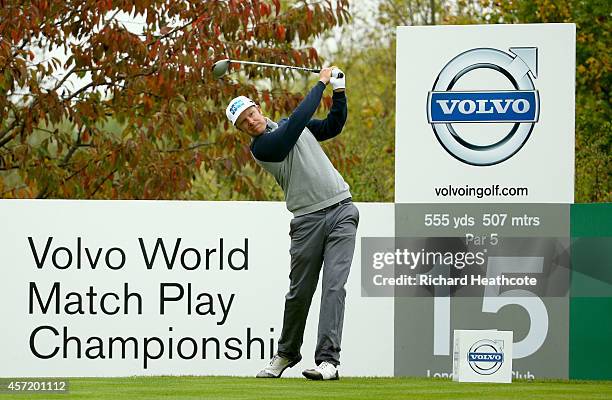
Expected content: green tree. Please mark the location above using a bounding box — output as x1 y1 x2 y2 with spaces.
326 41 396 202
321 0 440 202
0 0 350 199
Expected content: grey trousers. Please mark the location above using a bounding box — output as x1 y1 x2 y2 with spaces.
277 199 359 366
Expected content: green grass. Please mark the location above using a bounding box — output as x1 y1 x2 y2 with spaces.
2 376 612 400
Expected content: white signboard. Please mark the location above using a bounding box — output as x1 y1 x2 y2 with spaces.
0 200 394 377
396 23 575 203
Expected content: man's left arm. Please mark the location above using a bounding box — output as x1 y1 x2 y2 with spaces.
306 90 347 141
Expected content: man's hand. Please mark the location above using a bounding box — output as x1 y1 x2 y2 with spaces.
318 67 334 85
330 68 345 92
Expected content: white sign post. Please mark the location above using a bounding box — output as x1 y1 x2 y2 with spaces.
393 24 574 380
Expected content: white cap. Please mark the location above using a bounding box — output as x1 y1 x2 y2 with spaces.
226 96 256 125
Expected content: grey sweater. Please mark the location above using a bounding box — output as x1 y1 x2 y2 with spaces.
251 83 351 216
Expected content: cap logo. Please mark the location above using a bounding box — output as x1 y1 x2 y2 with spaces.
229 99 245 115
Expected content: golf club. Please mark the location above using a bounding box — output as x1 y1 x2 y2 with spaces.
212 59 343 80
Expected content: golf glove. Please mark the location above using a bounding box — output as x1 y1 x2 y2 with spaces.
330 68 345 91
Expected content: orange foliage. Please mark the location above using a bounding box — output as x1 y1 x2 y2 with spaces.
0 0 351 199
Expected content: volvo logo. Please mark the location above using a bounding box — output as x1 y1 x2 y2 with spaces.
427 47 539 166
467 339 505 375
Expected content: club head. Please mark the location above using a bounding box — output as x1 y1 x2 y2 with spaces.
212 59 231 79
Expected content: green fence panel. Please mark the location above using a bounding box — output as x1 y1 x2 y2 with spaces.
570 203 612 380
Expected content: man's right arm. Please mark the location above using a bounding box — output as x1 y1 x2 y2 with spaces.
250 68 334 163
250 81 326 162
305 90 347 141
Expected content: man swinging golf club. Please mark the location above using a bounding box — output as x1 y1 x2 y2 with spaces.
225 66 358 380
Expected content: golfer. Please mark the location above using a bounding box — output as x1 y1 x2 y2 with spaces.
225 67 358 380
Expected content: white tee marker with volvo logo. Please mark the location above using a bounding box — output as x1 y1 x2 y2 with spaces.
453 329 513 383
427 47 539 166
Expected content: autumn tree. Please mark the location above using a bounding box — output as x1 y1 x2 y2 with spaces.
0 0 350 199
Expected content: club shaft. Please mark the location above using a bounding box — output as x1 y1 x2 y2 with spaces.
228 60 320 73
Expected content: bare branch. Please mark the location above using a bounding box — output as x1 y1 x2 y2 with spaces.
60 126 84 167
0 119 19 143
162 141 216 153
89 168 117 197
